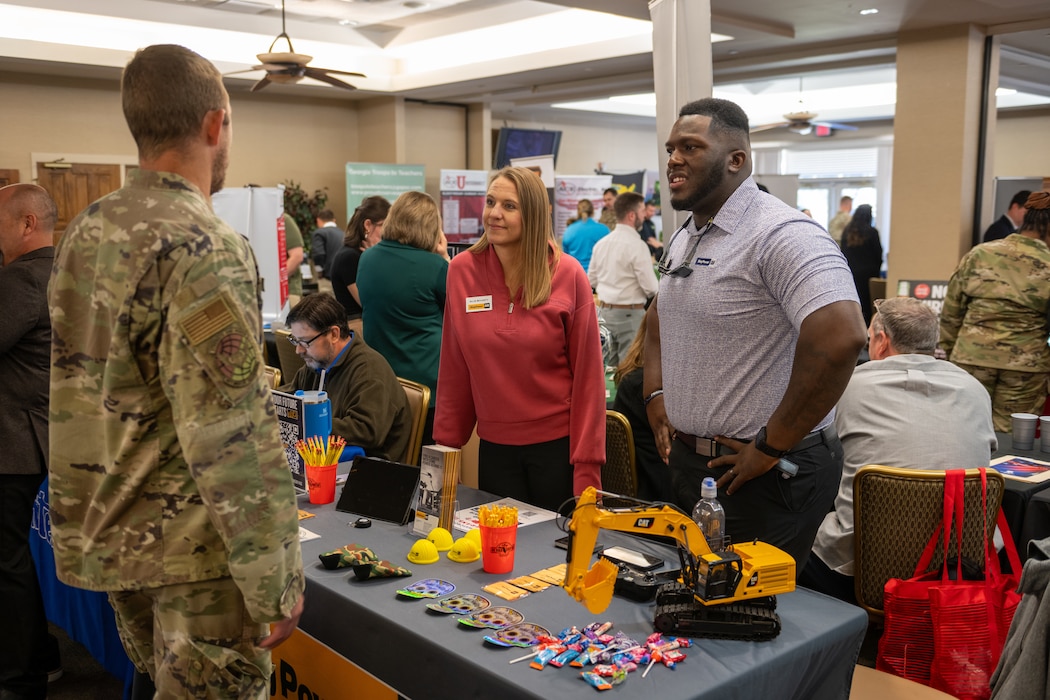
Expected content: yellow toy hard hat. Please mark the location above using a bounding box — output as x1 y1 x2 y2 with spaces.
427 527 454 552
464 528 482 548
407 539 439 565
447 536 480 563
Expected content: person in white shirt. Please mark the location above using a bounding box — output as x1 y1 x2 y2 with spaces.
589 191 659 367
801 296 997 603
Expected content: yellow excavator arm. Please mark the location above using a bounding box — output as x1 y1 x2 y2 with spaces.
561 487 795 615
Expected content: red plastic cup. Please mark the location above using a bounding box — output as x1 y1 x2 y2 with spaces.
480 523 518 574
306 464 338 505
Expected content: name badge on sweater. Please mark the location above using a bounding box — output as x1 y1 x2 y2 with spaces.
466 295 493 313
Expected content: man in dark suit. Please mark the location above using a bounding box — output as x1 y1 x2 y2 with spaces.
0 183 61 699
982 189 1030 242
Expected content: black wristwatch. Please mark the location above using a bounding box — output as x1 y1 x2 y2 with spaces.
754 426 788 459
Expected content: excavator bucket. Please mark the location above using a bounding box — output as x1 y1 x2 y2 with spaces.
578 557 618 614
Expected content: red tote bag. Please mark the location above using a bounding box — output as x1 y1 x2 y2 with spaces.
928 471 1022 700
876 469 1022 698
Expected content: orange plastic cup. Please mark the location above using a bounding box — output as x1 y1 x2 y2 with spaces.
480 523 518 574
305 464 338 505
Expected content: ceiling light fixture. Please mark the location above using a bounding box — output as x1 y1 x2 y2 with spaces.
859 8 879 15
338 19 358 26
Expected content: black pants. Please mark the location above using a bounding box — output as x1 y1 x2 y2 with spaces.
478 436 573 514
799 551 857 605
667 433 843 579
0 473 58 700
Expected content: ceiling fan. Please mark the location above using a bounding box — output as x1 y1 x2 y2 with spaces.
749 78 858 136
750 110 858 136
226 0 365 92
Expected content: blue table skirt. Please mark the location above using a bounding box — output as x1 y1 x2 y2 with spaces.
29 478 136 698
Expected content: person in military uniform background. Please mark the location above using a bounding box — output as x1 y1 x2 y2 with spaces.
48 45 304 699
0 184 61 700
939 190 1050 431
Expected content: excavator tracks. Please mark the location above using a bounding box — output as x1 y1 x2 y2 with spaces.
652 582 782 641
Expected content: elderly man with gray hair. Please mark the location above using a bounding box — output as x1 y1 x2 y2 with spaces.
800 296 997 603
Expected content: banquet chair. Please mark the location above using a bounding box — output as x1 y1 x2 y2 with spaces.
273 328 306 381
602 410 638 506
398 377 431 467
853 465 1006 621
263 365 282 390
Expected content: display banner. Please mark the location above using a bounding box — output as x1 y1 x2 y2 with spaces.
269 629 395 700
345 163 425 210
896 279 950 314
553 175 613 239
439 169 487 244
214 186 287 325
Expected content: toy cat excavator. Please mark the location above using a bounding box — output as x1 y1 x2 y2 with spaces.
561 487 796 640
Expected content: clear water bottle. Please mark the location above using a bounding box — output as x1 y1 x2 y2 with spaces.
692 477 725 552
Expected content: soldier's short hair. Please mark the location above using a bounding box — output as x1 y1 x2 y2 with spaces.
286 293 351 339
871 297 938 355
122 45 228 161
614 191 644 222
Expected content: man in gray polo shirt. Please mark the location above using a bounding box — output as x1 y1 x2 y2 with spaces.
643 98 866 573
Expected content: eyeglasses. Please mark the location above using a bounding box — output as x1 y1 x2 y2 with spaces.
657 219 713 278
287 329 330 348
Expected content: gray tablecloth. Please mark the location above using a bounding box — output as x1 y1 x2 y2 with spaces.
294 487 867 700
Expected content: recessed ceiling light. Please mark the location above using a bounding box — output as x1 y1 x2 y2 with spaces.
338 19 358 26
859 8 879 15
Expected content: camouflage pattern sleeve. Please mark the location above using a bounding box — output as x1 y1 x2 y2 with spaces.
160 240 304 623
938 249 973 357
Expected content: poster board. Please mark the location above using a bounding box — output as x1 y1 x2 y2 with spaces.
896 279 950 315
439 169 487 244
345 163 425 211
553 175 612 239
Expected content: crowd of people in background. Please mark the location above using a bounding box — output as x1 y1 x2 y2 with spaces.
5 39 1050 700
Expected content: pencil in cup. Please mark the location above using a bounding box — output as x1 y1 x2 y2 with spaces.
478 504 519 529
296 435 346 466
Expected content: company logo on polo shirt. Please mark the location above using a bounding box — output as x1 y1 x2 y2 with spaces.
694 257 714 267
466 295 493 312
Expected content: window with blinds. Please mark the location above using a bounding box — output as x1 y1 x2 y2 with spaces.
783 148 878 179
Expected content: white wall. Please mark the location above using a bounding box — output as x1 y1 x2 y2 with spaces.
501 116 660 176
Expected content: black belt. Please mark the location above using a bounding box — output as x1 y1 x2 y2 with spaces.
675 426 835 457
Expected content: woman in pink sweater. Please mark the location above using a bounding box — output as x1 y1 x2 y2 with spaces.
434 167 606 513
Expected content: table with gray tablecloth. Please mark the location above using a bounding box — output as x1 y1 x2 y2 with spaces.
294 486 867 700
993 432 1050 555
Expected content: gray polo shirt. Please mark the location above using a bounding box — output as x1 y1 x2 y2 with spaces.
659 177 858 439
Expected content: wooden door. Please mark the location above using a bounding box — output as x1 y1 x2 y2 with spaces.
0 169 19 187
37 162 122 244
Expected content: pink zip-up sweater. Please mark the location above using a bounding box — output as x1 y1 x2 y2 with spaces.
435 244 605 495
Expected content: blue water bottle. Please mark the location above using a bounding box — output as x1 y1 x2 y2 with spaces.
295 390 332 441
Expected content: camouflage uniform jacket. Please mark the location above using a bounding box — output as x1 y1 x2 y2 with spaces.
939 233 1050 373
48 169 304 623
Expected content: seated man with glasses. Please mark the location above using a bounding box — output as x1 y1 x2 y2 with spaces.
281 293 411 461
801 297 996 603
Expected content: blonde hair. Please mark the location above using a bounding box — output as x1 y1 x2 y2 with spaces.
383 191 442 251
469 167 558 309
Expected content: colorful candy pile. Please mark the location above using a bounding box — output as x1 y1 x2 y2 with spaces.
510 622 691 691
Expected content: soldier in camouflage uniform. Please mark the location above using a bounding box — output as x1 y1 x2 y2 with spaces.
48 45 304 699
939 190 1050 431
